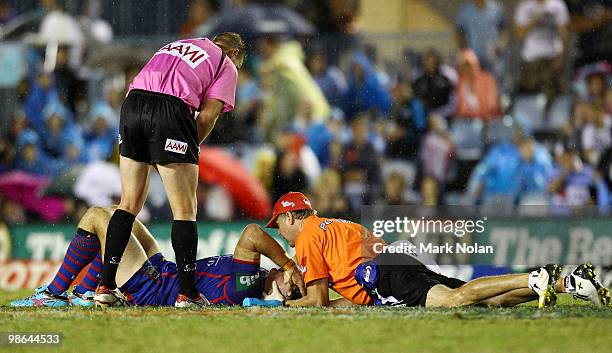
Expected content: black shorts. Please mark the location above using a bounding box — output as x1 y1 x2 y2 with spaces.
374 253 466 307
119 89 199 165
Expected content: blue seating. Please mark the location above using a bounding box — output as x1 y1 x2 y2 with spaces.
511 94 547 133
450 119 484 160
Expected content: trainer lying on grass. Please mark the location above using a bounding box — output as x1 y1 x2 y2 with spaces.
266 192 610 309
11 206 305 307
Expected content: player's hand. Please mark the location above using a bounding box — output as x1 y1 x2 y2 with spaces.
283 263 306 296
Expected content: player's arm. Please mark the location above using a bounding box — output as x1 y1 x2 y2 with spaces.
234 224 291 266
285 278 329 307
197 98 224 144
234 224 306 295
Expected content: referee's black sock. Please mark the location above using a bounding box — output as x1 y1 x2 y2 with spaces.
102 209 136 289
172 220 198 299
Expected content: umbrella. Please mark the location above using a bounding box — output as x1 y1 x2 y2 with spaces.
72 161 121 207
0 12 44 41
203 4 315 42
198 147 271 220
0 171 64 222
40 162 121 208
41 165 85 197
37 11 84 46
84 45 152 72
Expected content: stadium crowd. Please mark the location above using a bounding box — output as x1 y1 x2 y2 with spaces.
0 0 611 224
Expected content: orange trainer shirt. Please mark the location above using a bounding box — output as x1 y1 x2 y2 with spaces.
294 215 385 305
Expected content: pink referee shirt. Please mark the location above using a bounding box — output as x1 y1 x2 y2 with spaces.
129 38 238 113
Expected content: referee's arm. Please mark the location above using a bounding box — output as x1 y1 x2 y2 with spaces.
197 98 224 144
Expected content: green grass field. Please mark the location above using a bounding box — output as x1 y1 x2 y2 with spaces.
1 290 611 353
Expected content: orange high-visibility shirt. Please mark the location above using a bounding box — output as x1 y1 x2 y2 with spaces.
294 216 384 305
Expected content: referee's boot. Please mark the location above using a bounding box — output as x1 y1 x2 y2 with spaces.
175 292 210 308
94 284 130 307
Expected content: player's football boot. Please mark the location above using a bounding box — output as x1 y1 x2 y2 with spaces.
10 285 69 307
175 292 210 308
94 284 130 307
565 263 610 308
68 289 95 307
528 265 558 308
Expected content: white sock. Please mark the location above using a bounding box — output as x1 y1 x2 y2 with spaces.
528 269 549 295
564 275 575 293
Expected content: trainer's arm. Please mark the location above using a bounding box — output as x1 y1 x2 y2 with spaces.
285 278 329 307
197 98 224 144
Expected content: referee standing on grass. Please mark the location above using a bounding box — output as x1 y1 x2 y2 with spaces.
95 32 246 308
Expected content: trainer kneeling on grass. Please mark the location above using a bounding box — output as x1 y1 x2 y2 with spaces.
96 33 246 308
267 192 610 308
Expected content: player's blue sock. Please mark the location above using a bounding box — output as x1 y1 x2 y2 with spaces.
74 253 102 294
48 229 100 296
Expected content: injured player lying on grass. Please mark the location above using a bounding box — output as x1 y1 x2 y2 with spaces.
11 206 305 308
267 192 611 309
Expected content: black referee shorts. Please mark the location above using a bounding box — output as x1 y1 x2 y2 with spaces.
374 253 466 307
119 89 199 165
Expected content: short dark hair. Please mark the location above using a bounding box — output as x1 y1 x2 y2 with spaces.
290 209 314 220
212 32 246 57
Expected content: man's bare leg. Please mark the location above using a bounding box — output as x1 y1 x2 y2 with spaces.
479 276 568 307
156 163 202 302
105 206 161 258
11 207 152 307
101 156 151 289
130 215 162 258
479 288 537 307
426 274 530 307
11 208 106 307
81 207 151 288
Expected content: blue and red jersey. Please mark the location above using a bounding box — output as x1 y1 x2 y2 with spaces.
120 253 267 306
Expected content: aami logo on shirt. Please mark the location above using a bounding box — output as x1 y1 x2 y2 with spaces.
154 41 210 69
164 139 188 155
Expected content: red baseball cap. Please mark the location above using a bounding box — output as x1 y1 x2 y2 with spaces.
265 192 313 228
